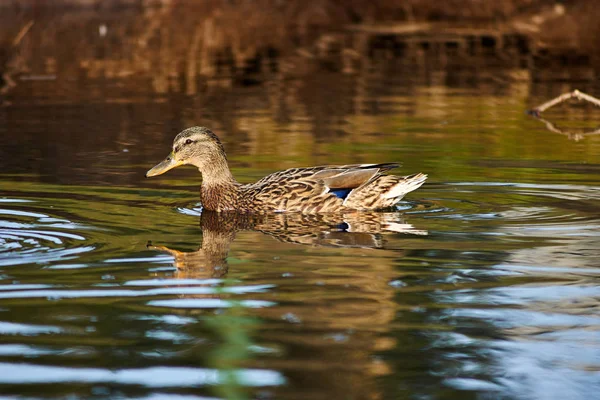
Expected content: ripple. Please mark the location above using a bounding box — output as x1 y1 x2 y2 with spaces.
125 314 197 325
175 204 203 217
0 322 63 335
0 199 33 203
0 344 58 356
444 378 503 392
46 263 90 270
0 246 95 267
120 394 215 400
0 209 48 219
444 308 600 328
495 264 600 275
0 362 286 387
501 222 600 237
451 181 600 201
0 205 93 267
0 228 85 244
145 330 193 343
0 284 274 300
104 256 174 264
148 299 275 309
0 284 53 291
417 182 600 245
124 278 223 286
437 285 600 306
493 346 600 400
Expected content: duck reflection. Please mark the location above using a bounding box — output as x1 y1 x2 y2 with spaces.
148 210 426 278
147 210 426 399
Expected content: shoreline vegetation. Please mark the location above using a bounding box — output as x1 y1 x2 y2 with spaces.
1 0 599 98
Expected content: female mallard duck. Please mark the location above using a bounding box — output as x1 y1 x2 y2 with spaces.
146 126 427 213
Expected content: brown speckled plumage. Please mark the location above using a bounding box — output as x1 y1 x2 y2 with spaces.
146 126 427 213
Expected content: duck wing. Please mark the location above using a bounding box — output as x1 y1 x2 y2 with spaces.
254 163 400 187
316 163 400 192
248 163 403 212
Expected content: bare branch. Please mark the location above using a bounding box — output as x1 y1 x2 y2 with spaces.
527 89 600 141
529 89 600 116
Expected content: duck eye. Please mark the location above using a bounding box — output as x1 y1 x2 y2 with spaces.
185 139 193 145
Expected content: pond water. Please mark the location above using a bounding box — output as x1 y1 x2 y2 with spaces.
1 12 600 399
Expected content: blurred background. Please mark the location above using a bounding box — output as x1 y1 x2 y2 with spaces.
2 0 600 183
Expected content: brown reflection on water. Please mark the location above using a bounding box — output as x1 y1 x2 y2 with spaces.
148 210 427 399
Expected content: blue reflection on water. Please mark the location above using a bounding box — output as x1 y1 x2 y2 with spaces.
0 363 285 387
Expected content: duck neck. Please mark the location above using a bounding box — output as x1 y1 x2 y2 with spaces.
198 152 237 186
198 154 239 212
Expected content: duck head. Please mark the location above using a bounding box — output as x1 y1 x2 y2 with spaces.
146 126 227 178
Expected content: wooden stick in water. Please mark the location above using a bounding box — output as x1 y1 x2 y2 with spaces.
529 89 600 116
527 89 600 141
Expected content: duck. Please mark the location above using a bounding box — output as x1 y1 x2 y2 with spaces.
146 126 427 213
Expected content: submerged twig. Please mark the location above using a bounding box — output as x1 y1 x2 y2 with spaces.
533 116 600 142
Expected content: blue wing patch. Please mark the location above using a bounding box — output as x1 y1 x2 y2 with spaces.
330 188 352 199
336 222 350 231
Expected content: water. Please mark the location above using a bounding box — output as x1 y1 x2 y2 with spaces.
2 7 600 400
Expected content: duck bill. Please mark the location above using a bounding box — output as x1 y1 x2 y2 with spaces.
146 154 183 177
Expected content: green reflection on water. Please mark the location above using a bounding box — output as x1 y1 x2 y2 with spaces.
205 283 259 400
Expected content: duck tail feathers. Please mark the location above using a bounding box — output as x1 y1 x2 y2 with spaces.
383 173 428 200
